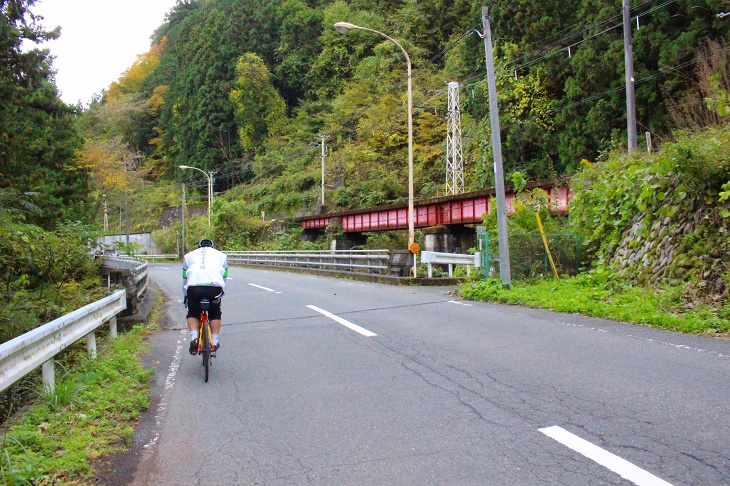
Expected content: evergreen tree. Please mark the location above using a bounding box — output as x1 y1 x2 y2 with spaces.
0 0 86 228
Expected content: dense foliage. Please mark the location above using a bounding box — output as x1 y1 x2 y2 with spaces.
569 124 730 300
0 217 108 344
0 0 87 229
464 122 730 319
75 0 728 229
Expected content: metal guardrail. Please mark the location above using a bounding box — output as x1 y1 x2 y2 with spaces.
102 256 149 314
421 251 480 278
227 250 391 274
0 290 127 394
137 254 177 260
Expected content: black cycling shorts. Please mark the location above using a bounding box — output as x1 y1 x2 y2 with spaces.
186 285 223 320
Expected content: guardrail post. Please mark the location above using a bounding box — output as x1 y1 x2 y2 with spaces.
109 317 118 338
86 332 97 359
42 360 55 393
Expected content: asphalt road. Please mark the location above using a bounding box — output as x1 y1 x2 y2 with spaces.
124 264 730 485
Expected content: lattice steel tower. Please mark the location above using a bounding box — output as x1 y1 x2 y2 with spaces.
445 81 464 195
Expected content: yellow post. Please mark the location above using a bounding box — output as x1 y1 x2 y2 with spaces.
535 212 560 280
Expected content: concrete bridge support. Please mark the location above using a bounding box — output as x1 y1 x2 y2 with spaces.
302 228 325 242
330 232 367 250
423 225 476 254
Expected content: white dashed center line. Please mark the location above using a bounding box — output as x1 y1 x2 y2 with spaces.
306 305 377 337
248 283 278 292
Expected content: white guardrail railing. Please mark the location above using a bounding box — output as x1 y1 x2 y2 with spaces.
137 254 177 260
0 290 127 394
103 256 149 305
227 250 391 274
420 251 481 278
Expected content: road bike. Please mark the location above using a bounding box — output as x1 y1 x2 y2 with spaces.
194 298 215 382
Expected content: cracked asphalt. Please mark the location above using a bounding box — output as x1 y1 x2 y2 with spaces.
118 264 730 485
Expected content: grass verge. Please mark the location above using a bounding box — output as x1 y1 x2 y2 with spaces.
460 274 730 336
0 296 161 485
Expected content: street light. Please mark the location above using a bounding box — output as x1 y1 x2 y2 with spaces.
334 22 415 263
179 165 212 227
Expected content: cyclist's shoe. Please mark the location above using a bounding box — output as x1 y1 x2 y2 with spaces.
214 342 220 352
189 338 198 355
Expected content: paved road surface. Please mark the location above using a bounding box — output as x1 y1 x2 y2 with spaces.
123 264 729 485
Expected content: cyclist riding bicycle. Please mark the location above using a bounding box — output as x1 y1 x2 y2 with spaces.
183 238 228 355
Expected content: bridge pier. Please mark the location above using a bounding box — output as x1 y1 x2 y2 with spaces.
302 228 325 242
423 225 477 254
330 232 367 250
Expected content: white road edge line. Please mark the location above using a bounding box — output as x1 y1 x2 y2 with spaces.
306 305 377 337
539 426 673 486
248 283 277 292
448 300 473 306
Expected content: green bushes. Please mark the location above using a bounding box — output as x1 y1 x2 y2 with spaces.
569 125 730 299
0 218 109 424
152 198 327 253
463 127 730 333
211 199 270 250
0 218 108 344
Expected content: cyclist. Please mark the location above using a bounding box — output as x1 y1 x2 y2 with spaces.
183 238 228 355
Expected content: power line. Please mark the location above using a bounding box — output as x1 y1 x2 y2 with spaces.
501 44 730 130
497 0 678 78
503 0 676 72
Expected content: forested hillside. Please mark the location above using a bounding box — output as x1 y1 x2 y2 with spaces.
76 0 729 224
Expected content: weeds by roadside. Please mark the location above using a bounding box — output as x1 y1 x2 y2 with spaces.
0 296 161 485
460 272 730 336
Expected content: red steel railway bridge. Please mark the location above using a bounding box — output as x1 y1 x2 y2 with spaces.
296 180 571 235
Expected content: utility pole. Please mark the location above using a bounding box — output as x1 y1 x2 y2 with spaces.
125 189 129 245
317 135 330 206
481 6 512 287
181 184 186 257
446 81 464 195
623 0 638 152
102 194 108 232
209 171 216 227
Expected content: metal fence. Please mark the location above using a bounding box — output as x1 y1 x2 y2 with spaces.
0 290 127 394
226 250 391 275
101 256 149 315
480 232 581 280
137 254 177 260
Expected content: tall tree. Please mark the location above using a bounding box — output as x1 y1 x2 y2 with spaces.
0 0 86 228
230 53 286 158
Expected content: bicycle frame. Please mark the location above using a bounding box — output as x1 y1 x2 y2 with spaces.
197 298 215 382
197 310 213 354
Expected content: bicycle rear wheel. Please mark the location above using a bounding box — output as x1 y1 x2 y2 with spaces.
201 322 211 382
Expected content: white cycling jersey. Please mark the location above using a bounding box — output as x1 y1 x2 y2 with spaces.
182 246 228 294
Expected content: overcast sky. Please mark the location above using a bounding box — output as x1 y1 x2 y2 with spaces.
28 0 179 105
